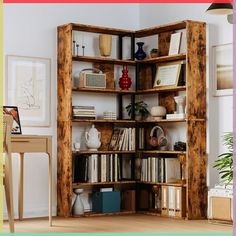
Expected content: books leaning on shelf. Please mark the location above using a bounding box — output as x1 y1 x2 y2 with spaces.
73 154 121 183
72 105 96 119
109 127 135 151
141 157 180 183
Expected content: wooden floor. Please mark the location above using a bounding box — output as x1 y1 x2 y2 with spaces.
3 214 232 233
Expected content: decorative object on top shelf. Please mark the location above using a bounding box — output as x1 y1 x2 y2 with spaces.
74 68 106 89
148 126 168 150
85 124 101 151
99 34 112 57
72 189 84 216
213 132 233 184
82 45 85 56
150 48 159 58
126 101 149 120
103 111 116 120
150 106 166 120
168 32 182 56
135 42 146 60
153 61 183 88
119 64 132 90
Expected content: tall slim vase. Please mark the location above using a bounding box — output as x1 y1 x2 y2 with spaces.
99 34 112 57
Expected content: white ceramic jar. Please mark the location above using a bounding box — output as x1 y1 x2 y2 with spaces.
85 124 101 150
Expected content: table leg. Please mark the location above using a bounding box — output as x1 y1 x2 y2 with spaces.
18 153 24 220
48 153 52 226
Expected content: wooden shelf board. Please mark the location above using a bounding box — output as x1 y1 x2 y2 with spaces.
73 150 136 155
138 211 161 216
136 86 186 94
135 21 186 37
73 56 136 65
71 23 134 36
73 210 136 218
138 150 186 155
73 180 136 188
138 181 186 187
72 87 135 94
137 119 186 123
72 119 135 123
137 53 186 64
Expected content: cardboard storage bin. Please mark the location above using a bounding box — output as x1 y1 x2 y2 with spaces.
92 191 120 213
209 196 233 222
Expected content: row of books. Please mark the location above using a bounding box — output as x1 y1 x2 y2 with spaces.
138 128 145 149
73 154 122 183
109 128 135 151
141 157 180 183
72 105 96 119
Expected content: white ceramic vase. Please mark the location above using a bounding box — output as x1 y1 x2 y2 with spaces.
72 189 84 216
174 96 186 114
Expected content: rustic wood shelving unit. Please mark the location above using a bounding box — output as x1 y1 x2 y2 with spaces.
57 20 206 219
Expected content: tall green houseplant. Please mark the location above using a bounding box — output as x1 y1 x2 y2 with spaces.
213 132 233 184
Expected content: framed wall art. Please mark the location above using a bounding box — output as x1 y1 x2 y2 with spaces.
6 55 51 126
212 43 233 96
3 106 22 134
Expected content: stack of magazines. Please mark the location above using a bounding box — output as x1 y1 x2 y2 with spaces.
72 106 96 119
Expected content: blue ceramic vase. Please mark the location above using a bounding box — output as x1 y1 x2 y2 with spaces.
135 42 146 60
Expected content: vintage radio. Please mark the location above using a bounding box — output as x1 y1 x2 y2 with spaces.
74 68 106 89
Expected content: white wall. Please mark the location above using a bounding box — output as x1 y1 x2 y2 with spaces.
3 4 139 218
139 4 233 188
4 3 232 218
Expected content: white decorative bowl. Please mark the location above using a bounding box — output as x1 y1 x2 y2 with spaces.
150 106 166 120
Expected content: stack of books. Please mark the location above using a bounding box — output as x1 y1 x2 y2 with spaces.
103 111 116 120
109 128 135 151
72 106 96 119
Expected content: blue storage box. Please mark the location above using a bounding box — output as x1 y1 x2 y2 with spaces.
92 191 120 213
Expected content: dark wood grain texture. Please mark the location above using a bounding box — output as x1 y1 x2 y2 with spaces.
158 31 173 56
186 21 206 119
57 24 73 217
187 120 207 219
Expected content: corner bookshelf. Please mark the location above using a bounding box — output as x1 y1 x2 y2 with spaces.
57 20 206 219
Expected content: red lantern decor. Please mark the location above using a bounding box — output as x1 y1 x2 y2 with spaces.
119 64 132 90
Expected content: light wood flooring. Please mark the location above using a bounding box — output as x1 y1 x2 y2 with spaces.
3 215 232 233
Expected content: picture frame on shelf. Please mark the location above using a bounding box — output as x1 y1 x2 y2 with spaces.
3 106 22 134
6 55 51 127
212 43 233 96
168 32 182 56
153 61 183 88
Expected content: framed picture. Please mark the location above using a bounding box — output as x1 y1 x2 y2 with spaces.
3 106 22 134
6 55 51 126
168 32 182 56
153 61 183 88
212 43 233 96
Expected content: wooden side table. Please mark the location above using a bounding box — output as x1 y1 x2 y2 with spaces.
11 135 52 226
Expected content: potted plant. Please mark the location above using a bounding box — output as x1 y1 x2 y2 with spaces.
213 132 233 184
125 101 149 120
